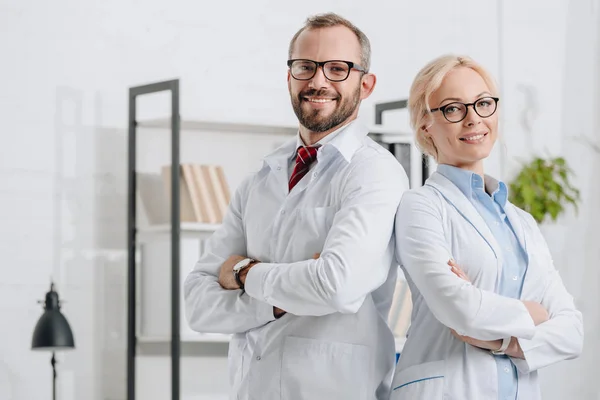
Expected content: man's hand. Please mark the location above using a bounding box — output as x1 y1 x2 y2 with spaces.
218 255 248 290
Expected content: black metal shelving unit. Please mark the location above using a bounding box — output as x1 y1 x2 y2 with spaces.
127 79 181 400
374 99 429 185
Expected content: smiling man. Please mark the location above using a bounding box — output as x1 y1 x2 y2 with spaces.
184 13 409 400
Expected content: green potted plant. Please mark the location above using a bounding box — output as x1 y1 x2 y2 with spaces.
508 156 581 224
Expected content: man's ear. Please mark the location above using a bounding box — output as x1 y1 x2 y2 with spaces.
359 73 376 100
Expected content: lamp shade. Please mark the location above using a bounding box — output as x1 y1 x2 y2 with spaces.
31 283 75 350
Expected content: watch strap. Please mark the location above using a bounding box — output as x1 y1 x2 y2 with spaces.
233 258 255 291
491 337 511 355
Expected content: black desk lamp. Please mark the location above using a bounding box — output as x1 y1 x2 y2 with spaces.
31 282 75 400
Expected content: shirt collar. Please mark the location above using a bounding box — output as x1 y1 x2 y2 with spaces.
436 164 508 207
294 120 343 150
263 119 368 171
293 119 367 161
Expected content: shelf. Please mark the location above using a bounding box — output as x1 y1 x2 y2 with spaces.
138 334 405 352
137 118 299 136
136 117 412 141
368 126 413 144
138 223 221 234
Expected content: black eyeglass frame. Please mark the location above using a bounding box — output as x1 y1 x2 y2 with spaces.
287 59 367 82
430 96 500 123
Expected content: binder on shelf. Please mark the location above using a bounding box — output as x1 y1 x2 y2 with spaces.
181 164 206 223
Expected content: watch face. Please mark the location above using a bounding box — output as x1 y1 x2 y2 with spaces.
233 258 250 272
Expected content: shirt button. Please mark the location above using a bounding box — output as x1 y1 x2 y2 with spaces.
504 367 510 373
280 210 285 215
512 276 518 281
276 166 281 171
256 356 262 361
313 171 318 178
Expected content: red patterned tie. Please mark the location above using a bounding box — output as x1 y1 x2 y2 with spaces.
289 146 319 191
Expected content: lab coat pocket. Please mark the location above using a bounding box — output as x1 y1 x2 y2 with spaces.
280 336 370 400
391 360 445 400
294 206 337 255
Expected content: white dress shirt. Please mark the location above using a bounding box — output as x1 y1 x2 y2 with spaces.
184 120 409 400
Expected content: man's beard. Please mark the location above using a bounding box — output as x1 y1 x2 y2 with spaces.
291 86 361 133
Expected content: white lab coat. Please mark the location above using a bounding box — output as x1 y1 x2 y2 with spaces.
184 121 409 400
390 171 584 399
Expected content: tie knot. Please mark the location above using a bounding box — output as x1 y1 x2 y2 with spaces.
296 146 319 166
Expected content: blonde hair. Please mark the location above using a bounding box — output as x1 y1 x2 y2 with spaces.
408 54 499 160
288 13 371 71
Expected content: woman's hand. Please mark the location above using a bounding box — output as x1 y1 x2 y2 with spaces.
448 258 470 282
521 300 549 326
450 328 502 351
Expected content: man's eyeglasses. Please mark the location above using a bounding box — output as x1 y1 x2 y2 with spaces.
430 97 500 123
287 59 367 82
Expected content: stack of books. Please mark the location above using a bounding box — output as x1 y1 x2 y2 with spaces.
162 164 231 224
137 164 231 225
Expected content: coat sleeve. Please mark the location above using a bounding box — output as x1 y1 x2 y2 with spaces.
183 175 276 334
243 154 408 316
396 190 536 341
510 214 584 373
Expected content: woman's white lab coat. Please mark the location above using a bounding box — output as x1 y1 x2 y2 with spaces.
391 172 583 399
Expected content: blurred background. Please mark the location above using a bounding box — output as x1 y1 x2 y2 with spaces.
1 0 599 399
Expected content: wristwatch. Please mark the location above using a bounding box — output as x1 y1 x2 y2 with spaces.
491 337 511 355
232 258 255 291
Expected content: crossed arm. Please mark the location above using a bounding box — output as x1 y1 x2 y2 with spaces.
448 259 546 359
396 190 583 371
184 155 407 333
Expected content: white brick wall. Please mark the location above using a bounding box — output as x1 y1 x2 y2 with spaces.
1 0 598 399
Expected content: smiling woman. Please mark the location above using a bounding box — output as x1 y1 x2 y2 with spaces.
409 55 501 176
390 54 583 400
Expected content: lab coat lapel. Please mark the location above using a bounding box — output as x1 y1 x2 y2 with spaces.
263 138 297 197
426 172 502 259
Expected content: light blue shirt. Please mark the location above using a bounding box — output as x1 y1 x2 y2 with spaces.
437 164 528 400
